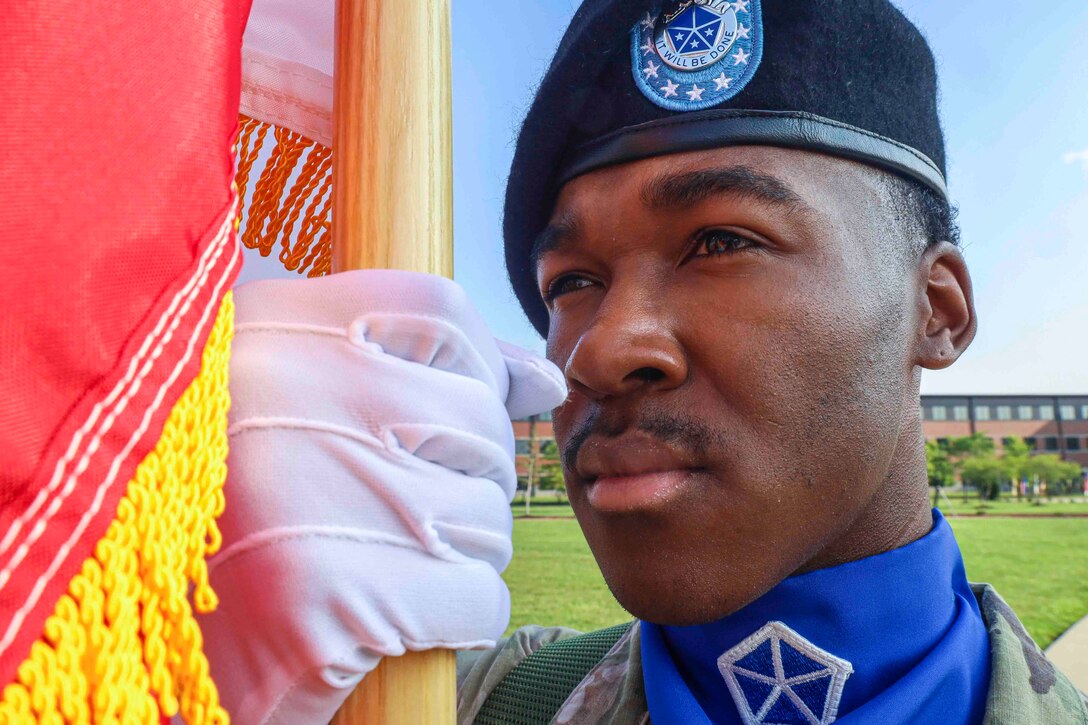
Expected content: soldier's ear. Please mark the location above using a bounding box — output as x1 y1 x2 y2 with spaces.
914 241 976 370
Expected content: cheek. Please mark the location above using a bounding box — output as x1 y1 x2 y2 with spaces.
687 263 911 484
782 264 913 406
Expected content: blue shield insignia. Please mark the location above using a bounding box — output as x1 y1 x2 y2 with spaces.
631 0 763 111
717 621 854 725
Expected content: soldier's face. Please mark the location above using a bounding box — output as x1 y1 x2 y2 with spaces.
536 146 935 625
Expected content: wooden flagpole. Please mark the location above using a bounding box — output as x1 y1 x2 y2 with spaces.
329 0 457 722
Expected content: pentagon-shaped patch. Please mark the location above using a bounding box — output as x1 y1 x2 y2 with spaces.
717 621 853 725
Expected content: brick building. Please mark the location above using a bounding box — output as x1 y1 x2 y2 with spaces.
514 395 1088 477
920 395 1088 468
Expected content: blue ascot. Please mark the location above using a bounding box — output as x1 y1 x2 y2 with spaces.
640 511 990 724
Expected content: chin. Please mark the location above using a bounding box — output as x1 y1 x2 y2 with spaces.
603 564 754 626
568 477 806 627
585 522 773 627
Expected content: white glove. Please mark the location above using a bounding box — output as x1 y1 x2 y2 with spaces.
198 270 566 725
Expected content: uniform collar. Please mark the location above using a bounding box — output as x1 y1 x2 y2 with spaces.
640 510 990 724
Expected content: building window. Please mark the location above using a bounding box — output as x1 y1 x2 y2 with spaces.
953 405 969 421
515 439 531 455
1066 437 1082 451
931 405 947 421
1044 437 1060 452
975 406 991 421
1082 405 1088 420
996 406 1012 421
1025 437 1038 449
1060 405 1077 421
1017 405 1034 420
1038 405 1055 421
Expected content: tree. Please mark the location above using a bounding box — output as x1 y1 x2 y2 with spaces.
931 433 1082 501
945 433 995 459
536 461 566 496
1024 455 1083 495
940 434 999 499
1002 436 1032 458
1000 436 1032 499
960 456 1005 501
926 440 955 505
524 414 538 516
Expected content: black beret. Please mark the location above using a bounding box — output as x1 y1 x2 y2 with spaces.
504 0 947 336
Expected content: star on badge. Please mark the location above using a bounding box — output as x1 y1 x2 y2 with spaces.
713 72 733 90
643 60 660 79
732 0 750 13
732 48 750 65
641 39 656 56
718 622 853 725
686 83 706 101
736 22 751 40
665 5 725 56
660 79 680 98
640 11 655 30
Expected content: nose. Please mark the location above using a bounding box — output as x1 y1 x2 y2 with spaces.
563 292 688 400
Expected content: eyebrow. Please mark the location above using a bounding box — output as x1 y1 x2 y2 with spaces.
640 165 811 214
529 165 814 272
529 211 581 272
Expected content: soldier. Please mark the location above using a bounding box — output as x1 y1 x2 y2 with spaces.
203 0 1088 723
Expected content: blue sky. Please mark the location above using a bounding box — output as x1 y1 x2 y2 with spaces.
242 1 1088 394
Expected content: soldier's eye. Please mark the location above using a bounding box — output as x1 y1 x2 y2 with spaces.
693 229 757 257
543 274 594 303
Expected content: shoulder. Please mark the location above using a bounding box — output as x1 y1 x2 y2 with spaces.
456 624 584 723
972 583 1088 724
552 621 646 724
456 622 647 725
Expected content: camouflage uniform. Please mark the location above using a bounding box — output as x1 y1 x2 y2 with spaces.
457 585 1088 724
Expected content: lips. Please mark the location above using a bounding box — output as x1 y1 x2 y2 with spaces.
575 433 703 512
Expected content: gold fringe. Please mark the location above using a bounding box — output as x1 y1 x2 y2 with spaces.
0 293 236 724
235 115 333 278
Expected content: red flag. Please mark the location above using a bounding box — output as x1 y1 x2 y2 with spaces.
0 0 250 687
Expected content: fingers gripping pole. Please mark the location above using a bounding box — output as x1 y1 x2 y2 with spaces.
330 0 457 722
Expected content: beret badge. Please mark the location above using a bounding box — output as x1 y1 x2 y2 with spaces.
632 0 764 111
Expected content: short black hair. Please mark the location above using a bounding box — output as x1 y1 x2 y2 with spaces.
884 173 961 254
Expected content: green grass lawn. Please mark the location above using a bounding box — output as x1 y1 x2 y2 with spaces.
504 517 627 636
503 516 1088 648
511 501 574 518
513 494 1088 519
938 498 1088 516
949 518 1088 647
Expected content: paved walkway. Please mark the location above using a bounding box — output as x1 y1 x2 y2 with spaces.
1047 614 1088 691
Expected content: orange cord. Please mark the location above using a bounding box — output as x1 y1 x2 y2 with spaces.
235 116 333 279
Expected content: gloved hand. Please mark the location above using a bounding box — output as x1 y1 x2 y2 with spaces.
198 270 566 725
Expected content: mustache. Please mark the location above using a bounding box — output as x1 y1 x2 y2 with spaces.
561 408 726 472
